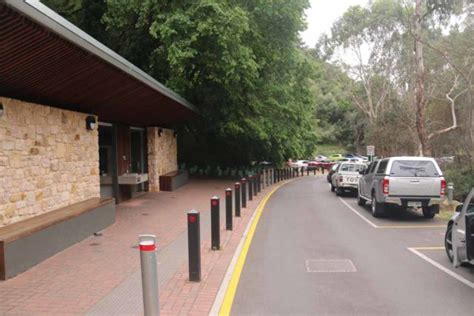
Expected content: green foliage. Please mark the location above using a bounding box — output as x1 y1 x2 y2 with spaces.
443 166 474 200
44 0 317 166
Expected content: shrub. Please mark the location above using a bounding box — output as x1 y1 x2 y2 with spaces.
443 166 474 200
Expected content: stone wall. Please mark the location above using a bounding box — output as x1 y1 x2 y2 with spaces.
147 127 178 192
0 97 100 226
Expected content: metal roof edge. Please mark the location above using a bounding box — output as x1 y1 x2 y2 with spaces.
3 0 198 114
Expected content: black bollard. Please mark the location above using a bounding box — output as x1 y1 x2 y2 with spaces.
211 197 220 250
234 182 241 217
241 178 247 208
257 172 261 193
187 210 201 282
253 173 260 196
248 175 253 201
225 188 232 231
314 168 316 175
307 168 310 176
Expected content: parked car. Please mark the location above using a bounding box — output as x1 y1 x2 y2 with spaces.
330 162 367 195
327 163 339 182
289 160 308 169
328 154 345 161
445 188 474 266
358 157 446 218
354 154 369 161
315 155 327 161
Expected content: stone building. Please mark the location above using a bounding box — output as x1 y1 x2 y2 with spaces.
0 0 197 279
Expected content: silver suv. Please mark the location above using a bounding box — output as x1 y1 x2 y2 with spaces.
445 188 474 266
358 157 446 218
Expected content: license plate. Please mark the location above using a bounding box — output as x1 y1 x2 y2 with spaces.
408 201 422 207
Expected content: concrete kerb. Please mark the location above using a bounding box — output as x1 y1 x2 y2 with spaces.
209 178 297 315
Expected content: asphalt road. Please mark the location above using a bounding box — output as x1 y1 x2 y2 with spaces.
231 176 474 315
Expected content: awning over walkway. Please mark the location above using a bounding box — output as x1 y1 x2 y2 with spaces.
0 0 198 127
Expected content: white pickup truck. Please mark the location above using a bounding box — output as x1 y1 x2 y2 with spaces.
330 162 367 196
358 157 446 218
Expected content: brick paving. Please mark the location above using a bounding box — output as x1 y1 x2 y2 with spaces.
0 174 312 315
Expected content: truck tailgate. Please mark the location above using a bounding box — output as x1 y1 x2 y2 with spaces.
389 177 441 197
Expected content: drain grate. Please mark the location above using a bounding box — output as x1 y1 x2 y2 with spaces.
89 242 101 247
306 259 357 273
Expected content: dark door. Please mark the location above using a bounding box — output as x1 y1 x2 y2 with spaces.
116 124 131 202
116 124 131 175
466 211 474 260
130 127 148 192
98 124 117 199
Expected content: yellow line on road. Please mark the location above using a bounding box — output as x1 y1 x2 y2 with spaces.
219 181 288 315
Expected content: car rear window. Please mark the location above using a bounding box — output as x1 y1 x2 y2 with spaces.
389 160 440 177
340 164 365 172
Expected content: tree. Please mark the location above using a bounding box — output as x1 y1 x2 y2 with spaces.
44 0 317 165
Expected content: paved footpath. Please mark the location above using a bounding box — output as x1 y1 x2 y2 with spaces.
0 176 294 315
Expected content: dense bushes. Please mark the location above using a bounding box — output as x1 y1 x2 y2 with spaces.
443 166 474 200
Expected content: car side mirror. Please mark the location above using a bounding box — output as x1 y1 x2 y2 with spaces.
455 204 463 213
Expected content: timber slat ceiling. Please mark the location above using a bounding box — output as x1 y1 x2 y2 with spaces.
0 3 197 127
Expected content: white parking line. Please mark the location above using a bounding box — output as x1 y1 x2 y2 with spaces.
408 248 474 289
338 197 379 228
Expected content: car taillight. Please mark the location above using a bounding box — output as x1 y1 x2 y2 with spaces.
338 176 343 182
441 178 446 197
383 178 389 195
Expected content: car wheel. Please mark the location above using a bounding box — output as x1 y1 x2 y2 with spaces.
371 194 385 218
357 192 366 206
331 183 335 192
422 206 437 219
445 223 454 263
336 187 343 196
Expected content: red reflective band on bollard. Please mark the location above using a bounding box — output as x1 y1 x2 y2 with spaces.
139 241 156 252
211 199 219 206
188 214 198 223
226 191 232 196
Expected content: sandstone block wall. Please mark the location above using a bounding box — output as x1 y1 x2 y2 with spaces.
0 97 100 226
147 127 178 192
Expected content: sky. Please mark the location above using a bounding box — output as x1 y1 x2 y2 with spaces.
300 0 369 48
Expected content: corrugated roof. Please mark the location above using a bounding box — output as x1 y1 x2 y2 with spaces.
0 0 198 127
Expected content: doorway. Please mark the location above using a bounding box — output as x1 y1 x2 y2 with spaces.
130 127 148 194
98 123 117 199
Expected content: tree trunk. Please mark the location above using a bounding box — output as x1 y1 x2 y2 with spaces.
414 0 430 156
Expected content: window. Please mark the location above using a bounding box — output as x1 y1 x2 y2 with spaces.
389 160 439 177
467 204 474 214
340 164 366 172
376 160 388 175
369 162 378 173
